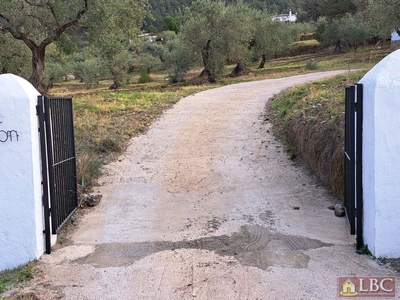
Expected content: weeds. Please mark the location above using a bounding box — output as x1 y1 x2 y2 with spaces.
305 59 318 70
0 263 34 294
138 68 151 84
57 235 66 245
356 244 372 256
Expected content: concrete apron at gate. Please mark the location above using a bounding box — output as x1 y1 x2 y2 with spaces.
360 49 400 258
0 74 54 271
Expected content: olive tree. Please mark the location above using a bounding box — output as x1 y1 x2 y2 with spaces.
180 0 226 82
252 12 292 69
180 0 253 82
321 0 357 20
91 35 136 89
0 33 30 77
302 0 325 22
70 49 101 88
365 0 400 39
162 16 181 33
338 14 373 51
224 1 253 77
0 0 148 92
163 38 191 82
319 14 373 52
319 18 343 52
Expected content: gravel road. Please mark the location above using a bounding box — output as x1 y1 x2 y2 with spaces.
15 71 399 299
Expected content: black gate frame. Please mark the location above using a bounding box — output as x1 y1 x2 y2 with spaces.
344 83 363 250
37 96 78 254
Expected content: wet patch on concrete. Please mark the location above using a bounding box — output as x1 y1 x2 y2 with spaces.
74 225 330 270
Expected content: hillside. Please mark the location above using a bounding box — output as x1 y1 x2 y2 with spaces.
146 0 304 30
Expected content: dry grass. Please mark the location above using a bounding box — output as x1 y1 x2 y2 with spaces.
50 81 214 184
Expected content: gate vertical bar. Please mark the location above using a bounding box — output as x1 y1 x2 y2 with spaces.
344 86 356 235
37 96 52 254
44 97 56 236
356 83 364 249
68 98 78 226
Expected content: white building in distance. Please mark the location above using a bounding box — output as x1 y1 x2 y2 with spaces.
272 10 297 22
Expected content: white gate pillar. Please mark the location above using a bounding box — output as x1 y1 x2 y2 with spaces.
360 49 400 258
0 74 44 271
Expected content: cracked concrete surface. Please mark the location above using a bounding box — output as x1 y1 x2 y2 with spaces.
13 71 399 299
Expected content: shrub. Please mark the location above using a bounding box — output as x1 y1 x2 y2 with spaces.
164 39 191 83
138 68 151 83
306 59 319 70
70 53 101 88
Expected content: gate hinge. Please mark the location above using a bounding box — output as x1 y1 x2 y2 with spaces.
36 104 40 116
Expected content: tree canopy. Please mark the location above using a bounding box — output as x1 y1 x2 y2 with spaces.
162 16 181 33
0 0 148 91
252 11 293 68
145 0 304 30
301 0 358 22
2 0 399 90
320 0 357 20
180 0 254 81
365 0 400 39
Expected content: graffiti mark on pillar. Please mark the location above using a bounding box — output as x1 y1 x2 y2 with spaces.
0 121 19 143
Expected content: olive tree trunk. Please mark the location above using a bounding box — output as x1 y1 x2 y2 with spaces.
29 45 46 92
200 40 213 81
257 55 266 69
230 62 245 77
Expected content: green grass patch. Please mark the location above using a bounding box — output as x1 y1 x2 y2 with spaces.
290 39 321 47
269 70 366 199
271 70 365 124
0 263 34 294
305 59 319 70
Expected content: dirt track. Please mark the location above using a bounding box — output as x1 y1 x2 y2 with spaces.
14 71 399 299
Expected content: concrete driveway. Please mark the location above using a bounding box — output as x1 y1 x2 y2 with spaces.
14 71 399 299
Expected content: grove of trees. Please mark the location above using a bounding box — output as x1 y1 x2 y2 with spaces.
146 0 303 30
1 0 399 90
0 0 148 91
303 0 399 51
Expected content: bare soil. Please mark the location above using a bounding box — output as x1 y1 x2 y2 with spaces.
6 72 399 300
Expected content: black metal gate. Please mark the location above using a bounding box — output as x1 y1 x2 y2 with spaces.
344 84 363 250
37 96 78 254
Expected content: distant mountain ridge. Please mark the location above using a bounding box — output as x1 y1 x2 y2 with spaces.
146 0 303 30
